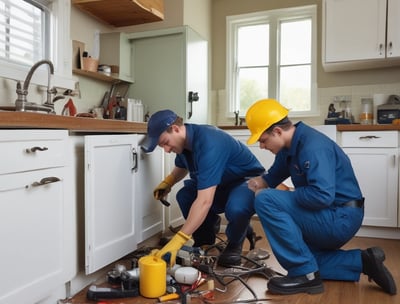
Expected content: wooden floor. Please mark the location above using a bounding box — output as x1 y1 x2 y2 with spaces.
65 220 400 304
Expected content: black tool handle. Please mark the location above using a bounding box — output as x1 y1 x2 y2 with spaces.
86 285 139 300
160 198 171 207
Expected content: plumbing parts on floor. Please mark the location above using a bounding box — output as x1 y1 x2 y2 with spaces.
86 237 281 303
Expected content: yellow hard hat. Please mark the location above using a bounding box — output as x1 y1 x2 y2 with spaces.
246 99 289 145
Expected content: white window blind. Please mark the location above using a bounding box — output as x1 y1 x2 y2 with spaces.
0 0 75 89
0 0 51 67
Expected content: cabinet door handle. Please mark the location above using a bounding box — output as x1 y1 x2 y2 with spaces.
131 148 138 172
25 146 49 153
379 43 384 55
31 176 61 187
359 135 380 140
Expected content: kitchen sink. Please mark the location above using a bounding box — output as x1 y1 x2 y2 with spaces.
0 106 17 111
0 103 54 113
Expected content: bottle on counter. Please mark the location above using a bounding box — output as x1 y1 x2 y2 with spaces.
127 98 144 122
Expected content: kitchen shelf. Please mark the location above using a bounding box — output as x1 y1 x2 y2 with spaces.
72 69 133 84
72 0 164 27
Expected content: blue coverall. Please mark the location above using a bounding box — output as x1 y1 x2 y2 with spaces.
175 124 265 247
255 122 364 281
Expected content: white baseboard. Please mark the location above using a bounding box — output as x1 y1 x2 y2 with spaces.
356 226 400 239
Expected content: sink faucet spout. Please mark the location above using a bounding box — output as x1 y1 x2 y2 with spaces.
15 59 55 112
22 59 54 92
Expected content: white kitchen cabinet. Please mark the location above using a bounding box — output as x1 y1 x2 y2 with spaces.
323 0 400 71
224 129 275 168
128 26 208 123
0 130 74 304
163 152 186 229
83 134 164 274
341 131 399 227
84 134 138 274
136 134 164 243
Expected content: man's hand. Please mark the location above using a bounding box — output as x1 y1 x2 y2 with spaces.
151 231 191 266
153 174 175 200
248 176 268 194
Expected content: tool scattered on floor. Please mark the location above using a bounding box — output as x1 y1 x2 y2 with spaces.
86 226 281 303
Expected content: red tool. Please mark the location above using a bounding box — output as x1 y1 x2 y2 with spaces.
62 98 77 116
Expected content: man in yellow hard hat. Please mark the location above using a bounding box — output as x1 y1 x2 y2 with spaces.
245 99 396 295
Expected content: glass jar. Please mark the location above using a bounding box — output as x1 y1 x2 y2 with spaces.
360 98 373 124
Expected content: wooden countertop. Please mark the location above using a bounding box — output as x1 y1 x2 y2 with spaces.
1 112 399 134
218 126 248 130
219 124 400 131
336 124 400 131
0 111 147 133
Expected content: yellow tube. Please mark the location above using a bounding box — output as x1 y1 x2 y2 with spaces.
158 293 180 302
139 255 166 298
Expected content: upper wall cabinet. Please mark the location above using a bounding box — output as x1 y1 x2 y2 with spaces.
72 0 164 27
323 0 400 72
100 32 133 83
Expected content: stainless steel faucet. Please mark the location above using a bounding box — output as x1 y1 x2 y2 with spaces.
15 59 62 113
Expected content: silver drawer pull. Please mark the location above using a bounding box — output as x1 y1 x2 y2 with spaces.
31 176 61 187
359 135 380 140
25 146 49 153
0 177 61 192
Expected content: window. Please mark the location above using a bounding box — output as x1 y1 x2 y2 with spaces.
0 0 49 66
226 5 317 117
0 0 74 89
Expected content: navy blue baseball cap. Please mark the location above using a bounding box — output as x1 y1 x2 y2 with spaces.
141 110 178 153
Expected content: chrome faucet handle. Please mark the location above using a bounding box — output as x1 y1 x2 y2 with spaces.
47 87 57 94
16 81 27 95
15 81 28 111
46 86 58 105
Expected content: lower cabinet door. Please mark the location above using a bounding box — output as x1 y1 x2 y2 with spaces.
344 148 398 227
136 134 164 243
0 168 65 303
84 135 138 274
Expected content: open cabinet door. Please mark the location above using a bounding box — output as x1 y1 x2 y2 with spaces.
84 134 138 274
136 134 164 243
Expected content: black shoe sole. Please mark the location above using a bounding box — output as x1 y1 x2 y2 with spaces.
267 282 324 295
216 258 241 267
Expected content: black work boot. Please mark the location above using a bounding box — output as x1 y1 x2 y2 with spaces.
217 242 242 267
267 271 324 295
362 247 397 295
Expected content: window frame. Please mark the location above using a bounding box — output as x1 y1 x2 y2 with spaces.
0 0 75 89
226 5 317 118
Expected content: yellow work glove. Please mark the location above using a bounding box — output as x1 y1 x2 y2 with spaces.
152 231 191 266
153 174 175 200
